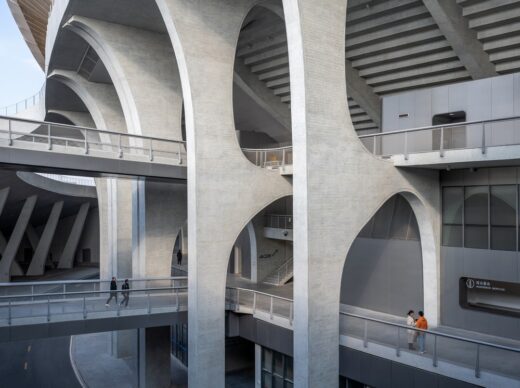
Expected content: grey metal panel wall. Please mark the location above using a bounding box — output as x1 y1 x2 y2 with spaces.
237 314 293 357
341 237 423 316
442 246 520 339
382 73 520 131
339 347 482 388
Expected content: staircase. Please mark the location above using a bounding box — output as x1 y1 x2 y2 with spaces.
262 257 293 286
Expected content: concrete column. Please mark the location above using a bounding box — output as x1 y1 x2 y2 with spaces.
132 180 187 278
58 202 90 269
27 201 64 276
0 195 37 281
138 326 171 388
255 344 261 388
282 0 441 386
156 1 292 386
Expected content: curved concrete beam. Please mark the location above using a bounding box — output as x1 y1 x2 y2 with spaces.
17 172 97 198
156 0 293 385
47 109 95 128
281 0 440 386
64 16 183 140
48 69 126 132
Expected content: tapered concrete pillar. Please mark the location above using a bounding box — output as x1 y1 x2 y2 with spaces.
138 326 171 388
132 179 186 278
156 1 292 386
58 202 90 269
282 0 441 386
27 201 64 276
0 195 37 281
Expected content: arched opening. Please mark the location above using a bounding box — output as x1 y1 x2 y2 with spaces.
341 194 423 317
234 2 293 168
225 195 293 386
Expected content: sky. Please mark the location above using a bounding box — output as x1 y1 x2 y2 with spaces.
0 1 45 108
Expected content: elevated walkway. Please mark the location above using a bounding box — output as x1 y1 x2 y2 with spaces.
0 277 187 342
359 116 520 169
0 116 187 180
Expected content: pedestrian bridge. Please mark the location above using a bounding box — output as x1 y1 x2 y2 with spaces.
0 277 188 342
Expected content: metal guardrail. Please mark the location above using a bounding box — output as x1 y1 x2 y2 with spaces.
340 311 520 379
226 287 293 325
0 115 186 164
0 278 188 326
0 277 187 298
0 86 45 116
265 214 293 229
263 257 293 286
242 146 293 169
358 116 520 159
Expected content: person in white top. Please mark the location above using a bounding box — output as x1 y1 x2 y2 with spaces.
406 310 417 350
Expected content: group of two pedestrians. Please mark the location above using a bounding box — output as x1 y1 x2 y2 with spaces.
406 310 428 354
105 277 130 308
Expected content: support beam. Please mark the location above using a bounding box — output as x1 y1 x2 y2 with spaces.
234 61 292 139
345 60 382 129
138 326 171 388
0 195 37 281
422 0 497 79
25 225 39 251
27 201 64 276
58 202 90 269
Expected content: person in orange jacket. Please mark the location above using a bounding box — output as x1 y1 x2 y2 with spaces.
415 311 428 354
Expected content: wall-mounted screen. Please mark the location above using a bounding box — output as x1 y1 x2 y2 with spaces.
460 277 520 318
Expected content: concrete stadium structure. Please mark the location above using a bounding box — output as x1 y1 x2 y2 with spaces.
2 0 520 387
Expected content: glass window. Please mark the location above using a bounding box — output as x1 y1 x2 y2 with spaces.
262 371 272 388
442 187 463 247
262 348 273 373
464 186 488 249
491 185 516 251
273 352 284 377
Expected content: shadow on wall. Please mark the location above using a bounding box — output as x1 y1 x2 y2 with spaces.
341 195 424 316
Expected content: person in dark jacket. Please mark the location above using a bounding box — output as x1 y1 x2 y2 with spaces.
177 250 183 266
105 277 118 306
120 279 130 307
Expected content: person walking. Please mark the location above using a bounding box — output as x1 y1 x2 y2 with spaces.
105 277 118 306
120 279 130 308
406 310 417 350
416 310 428 354
177 249 183 266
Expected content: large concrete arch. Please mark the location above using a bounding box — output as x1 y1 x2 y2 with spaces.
155 0 293 386
64 16 183 141
281 0 440 386
47 69 133 279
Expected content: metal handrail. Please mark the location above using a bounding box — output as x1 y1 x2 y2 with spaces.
0 286 188 302
0 115 185 144
0 85 45 115
0 276 186 287
227 287 293 303
357 115 520 138
241 145 293 152
265 214 293 229
340 311 520 354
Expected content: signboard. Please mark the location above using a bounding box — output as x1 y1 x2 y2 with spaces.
459 277 520 318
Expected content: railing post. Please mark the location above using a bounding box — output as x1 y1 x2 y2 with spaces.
7 119 12 146
84 129 89 154
481 123 486 155
269 296 274 320
404 131 409 160
149 139 154 161
48 123 52 150
236 288 240 312
372 135 376 155
282 148 286 167
440 127 444 157
147 292 151 314
363 320 368 348
47 297 51 322
63 284 66 299
176 289 180 312
433 335 438 367
178 143 182 164
396 327 400 357
31 285 34 302
118 134 123 158
253 292 257 314
8 301 11 325
475 344 480 378
289 302 293 325
83 296 87 319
